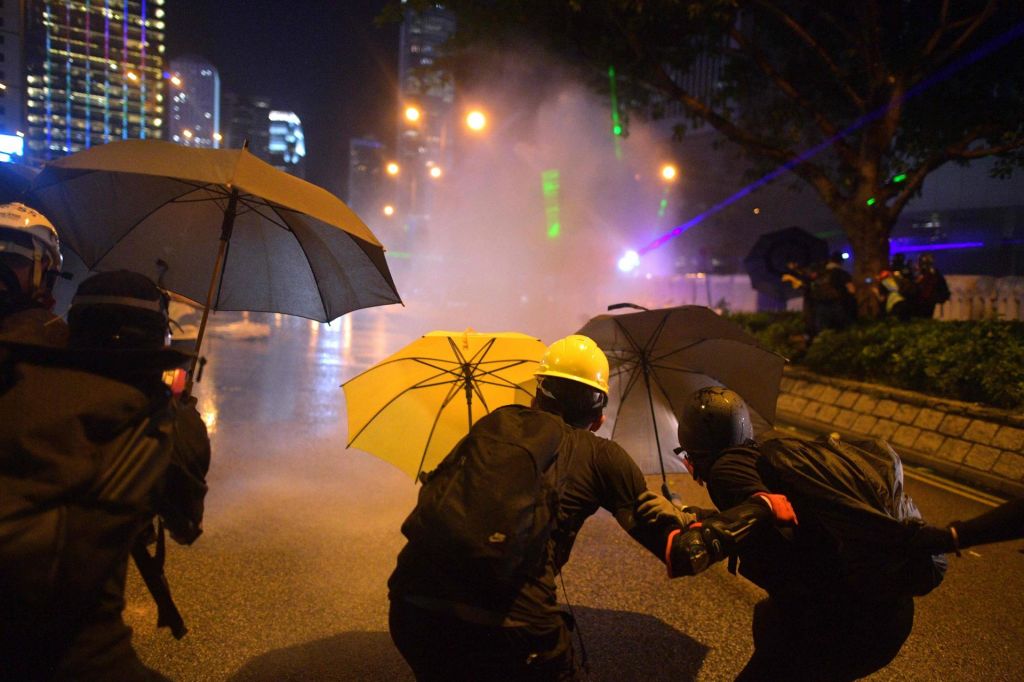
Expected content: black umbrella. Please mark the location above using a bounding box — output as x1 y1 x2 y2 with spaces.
0 163 39 203
744 226 829 300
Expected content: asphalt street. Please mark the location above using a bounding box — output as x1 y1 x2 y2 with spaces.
128 307 1024 681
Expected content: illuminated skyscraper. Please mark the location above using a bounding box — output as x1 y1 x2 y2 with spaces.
396 5 455 244
347 136 385 218
167 55 220 148
221 91 271 157
22 0 167 163
268 110 305 178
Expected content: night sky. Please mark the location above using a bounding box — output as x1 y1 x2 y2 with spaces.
164 0 400 195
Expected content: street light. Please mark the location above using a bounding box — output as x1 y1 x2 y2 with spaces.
660 163 678 182
383 204 395 217
429 166 443 179
404 105 422 123
465 109 487 132
386 161 400 176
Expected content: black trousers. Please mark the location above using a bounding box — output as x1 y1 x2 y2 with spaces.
389 598 580 682
735 593 914 682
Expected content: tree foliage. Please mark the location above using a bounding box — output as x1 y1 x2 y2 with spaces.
399 1 1024 311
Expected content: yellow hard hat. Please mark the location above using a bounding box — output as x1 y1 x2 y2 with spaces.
536 334 609 394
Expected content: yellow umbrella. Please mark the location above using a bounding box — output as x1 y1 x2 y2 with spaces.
343 330 546 480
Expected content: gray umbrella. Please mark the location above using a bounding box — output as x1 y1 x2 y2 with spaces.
28 140 401 389
578 304 786 490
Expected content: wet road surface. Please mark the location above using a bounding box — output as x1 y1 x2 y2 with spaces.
129 308 1024 681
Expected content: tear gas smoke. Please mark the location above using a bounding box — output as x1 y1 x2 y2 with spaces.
390 49 684 343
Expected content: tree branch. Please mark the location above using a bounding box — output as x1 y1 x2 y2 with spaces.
750 0 867 111
727 27 859 168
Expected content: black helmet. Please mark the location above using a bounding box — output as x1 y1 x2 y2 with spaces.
675 386 753 480
68 270 170 350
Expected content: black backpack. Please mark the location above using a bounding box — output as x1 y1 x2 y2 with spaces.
757 435 947 600
400 405 567 598
0 352 176 665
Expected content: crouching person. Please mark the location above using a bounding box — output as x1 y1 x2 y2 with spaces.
0 270 210 681
639 386 948 682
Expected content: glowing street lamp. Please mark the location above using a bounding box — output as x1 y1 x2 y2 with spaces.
429 166 443 179
465 109 487 132
618 250 640 273
383 204 395 217
386 161 400 176
404 105 422 123
660 163 678 182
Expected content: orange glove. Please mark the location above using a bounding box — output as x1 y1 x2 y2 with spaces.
753 492 798 526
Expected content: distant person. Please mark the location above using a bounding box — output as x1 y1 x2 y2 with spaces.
0 203 67 346
782 261 816 341
0 270 210 682
877 260 912 321
388 335 684 681
641 386 949 681
911 254 950 318
810 253 855 333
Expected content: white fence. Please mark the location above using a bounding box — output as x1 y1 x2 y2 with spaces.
635 273 1024 321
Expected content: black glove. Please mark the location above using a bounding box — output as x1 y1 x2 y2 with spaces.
908 524 957 555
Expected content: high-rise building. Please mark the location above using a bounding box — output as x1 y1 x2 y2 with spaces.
167 55 220 148
347 136 385 218
0 2 27 162
220 91 271 158
267 110 305 178
396 5 455 244
22 0 167 164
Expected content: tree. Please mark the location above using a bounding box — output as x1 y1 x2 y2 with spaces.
395 0 1024 314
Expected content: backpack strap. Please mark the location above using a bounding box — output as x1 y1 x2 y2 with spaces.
131 519 188 639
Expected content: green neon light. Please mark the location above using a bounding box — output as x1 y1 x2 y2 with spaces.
541 169 561 238
608 66 621 135
866 197 877 206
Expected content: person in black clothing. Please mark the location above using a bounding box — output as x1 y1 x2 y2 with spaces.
388 335 685 681
0 270 210 681
0 203 67 347
638 386 955 681
910 254 950 319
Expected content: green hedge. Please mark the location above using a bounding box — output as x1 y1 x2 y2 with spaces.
728 313 1024 410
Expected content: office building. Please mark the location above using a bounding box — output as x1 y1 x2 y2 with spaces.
396 5 455 243
267 109 304 178
347 136 385 218
220 91 271 158
167 54 220 148
22 0 167 163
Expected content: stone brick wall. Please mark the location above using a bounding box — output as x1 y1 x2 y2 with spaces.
776 367 1024 497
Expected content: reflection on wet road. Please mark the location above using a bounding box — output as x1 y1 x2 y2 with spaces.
127 308 1024 682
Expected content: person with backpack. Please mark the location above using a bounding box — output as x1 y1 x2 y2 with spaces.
388 334 686 681
639 386 949 681
0 270 210 681
810 254 855 334
0 203 67 347
912 254 951 318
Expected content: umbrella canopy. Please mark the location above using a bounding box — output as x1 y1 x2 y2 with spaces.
577 305 786 480
0 163 39 203
743 226 829 300
343 330 546 480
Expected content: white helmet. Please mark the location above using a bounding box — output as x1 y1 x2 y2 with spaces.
0 202 63 294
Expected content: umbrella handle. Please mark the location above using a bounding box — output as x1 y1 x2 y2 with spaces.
608 302 649 312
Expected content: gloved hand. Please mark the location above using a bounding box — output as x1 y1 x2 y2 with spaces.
752 492 799 526
908 523 957 555
637 490 697 528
